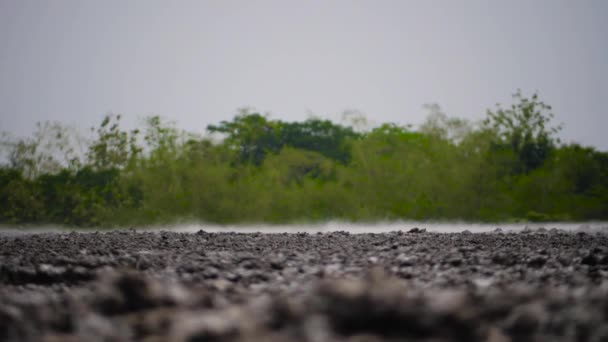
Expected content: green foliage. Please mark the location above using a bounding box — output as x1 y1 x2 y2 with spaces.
420 104 471 143
207 110 281 165
263 147 336 185
207 110 360 165
87 114 141 170
1 122 84 178
277 119 360 163
484 90 562 173
0 91 606 227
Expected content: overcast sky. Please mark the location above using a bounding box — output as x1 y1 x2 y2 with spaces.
1 0 607 149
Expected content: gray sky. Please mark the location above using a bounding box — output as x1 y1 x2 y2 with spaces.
1 0 607 149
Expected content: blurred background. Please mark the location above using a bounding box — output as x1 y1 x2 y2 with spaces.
0 1 606 227
1 0 606 148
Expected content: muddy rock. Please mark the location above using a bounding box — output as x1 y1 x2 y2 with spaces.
0 229 607 341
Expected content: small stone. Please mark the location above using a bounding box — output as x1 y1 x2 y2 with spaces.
408 227 426 233
225 272 240 282
527 256 546 268
269 254 286 270
448 258 463 266
396 254 415 267
492 253 510 265
202 266 219 279
581 254 598 266
557 256 571 266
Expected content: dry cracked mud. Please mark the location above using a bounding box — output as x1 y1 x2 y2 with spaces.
1 228 608 341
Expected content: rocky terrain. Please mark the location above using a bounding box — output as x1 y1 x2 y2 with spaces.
1 228 608 341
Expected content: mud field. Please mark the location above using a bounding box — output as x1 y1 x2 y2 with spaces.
1 228 608 341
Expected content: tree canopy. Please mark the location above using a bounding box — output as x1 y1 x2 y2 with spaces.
1 91 606 226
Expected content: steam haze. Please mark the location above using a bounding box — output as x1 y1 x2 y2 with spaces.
1 0 607 149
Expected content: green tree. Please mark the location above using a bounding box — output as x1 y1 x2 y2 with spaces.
484 90 562 173
1 122 84 178
278 118 360 164
87 114 141 170
420 103 471 144
207 110 281 165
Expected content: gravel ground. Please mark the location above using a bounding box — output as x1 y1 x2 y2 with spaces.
1 228 608 341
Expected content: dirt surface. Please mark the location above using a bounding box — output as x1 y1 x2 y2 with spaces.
1 228 608 342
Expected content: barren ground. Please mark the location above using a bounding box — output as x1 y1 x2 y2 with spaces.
1 228 608 341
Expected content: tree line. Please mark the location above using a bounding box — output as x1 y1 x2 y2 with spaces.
1 91 606 227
